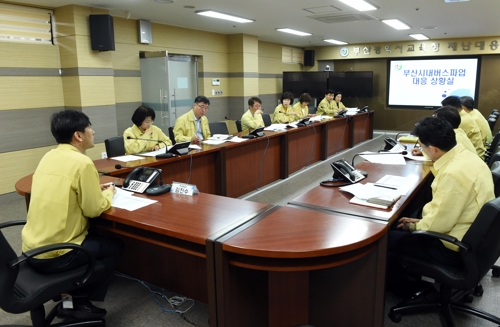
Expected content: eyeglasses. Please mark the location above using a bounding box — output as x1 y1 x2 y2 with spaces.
196 103 209 111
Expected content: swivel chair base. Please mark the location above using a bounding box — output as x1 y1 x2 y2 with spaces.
388 284 500 327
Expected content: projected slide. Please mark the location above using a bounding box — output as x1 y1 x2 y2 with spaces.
388 57 479 108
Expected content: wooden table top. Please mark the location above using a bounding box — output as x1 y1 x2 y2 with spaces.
221 206 386 259
101 192 271 245
290 161 431 223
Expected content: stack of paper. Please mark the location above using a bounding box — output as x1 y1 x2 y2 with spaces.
340 175 412 209
112 188 158 211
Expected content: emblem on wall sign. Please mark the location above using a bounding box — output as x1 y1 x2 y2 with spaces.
340 47 349 57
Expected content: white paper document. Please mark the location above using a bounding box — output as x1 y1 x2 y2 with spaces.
345 108 358 116
227 137 249 143
374 175 414 195
359 152 406 165
111 155 145 162
188 144 202 150
309 115 332 122
264 124 289 131
203 139 228 145
139 147 172 157
111 188 157 211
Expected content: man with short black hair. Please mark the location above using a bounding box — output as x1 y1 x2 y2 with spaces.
460 95 492 144
387 116 494 295
173 95 211 145
441 96 485 158
22 110 124 320
316 89 338 117
241 96 264 131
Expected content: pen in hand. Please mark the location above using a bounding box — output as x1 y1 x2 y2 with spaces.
112 179 120 186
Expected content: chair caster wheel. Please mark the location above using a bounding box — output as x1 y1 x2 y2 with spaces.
473 284 484 297
492 267 500 277
462 293 474 303
388 312 402 323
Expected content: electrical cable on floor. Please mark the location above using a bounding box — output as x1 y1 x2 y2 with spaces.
114 272 202 326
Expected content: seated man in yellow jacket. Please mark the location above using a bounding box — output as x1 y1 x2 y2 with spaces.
173 95 211 145
460 96 492 145
441 96 485 159
241 96 265 131
387 116 494 296
316 89 342 117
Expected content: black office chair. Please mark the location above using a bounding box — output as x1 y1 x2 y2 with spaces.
490 161 500 277
168 126 176 145
235 120 242 132
488 144 500 167
208 121 229 135
0 221 107 327
261 113 272 127
104 136 125 158
388 197 500 326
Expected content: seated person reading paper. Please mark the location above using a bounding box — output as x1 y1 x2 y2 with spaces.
123 105 172 155
22 110 124 320
292 93 316 119
173 95 211 145
387 117 494 295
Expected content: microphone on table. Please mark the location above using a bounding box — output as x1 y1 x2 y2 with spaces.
126 136 174 159
351 150 408 177
115 164 122 169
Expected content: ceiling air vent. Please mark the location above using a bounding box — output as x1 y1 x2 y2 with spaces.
308 12 376 24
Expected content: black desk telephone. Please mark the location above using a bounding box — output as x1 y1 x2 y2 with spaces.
122 167 160 193
121 166 171 197
330 159 365 184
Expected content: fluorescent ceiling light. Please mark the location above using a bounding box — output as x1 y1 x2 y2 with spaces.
382 19 411 30
409 34 429 40
324 39 348 45
195 10 254 23
277 28 311 36
338 0 377 11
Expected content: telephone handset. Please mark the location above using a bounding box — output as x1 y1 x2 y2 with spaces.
330 159 365 184
358 106 369 113
122 167 160 193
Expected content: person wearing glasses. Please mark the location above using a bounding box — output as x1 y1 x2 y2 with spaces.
173 95 211 145
123 105 172 155
241 96 265 131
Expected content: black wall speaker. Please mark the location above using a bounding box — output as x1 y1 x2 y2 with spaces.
89 14 115 51
304 50 315 66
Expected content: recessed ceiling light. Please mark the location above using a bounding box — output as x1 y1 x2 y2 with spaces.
324 39 348 45
277 28 311 36
195 10 254 23
409 34 429 40
382 19 411 30
338 0 377 11
153 0 174 3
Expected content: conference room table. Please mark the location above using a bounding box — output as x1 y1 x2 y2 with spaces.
93 112 373 198
15 156 431 327
289 160 433 224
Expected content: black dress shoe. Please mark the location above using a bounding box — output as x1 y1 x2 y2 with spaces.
58 299 107 320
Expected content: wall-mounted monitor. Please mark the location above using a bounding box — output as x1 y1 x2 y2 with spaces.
328 71 373 98
387 56 481 109
282 72 328 98
282 71 373 99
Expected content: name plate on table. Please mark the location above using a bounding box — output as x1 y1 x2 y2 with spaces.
170 182 199 196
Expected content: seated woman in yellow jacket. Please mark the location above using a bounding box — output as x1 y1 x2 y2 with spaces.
292 93 316 119
332 91 346 113
123 105 172 155
273 92 299 123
